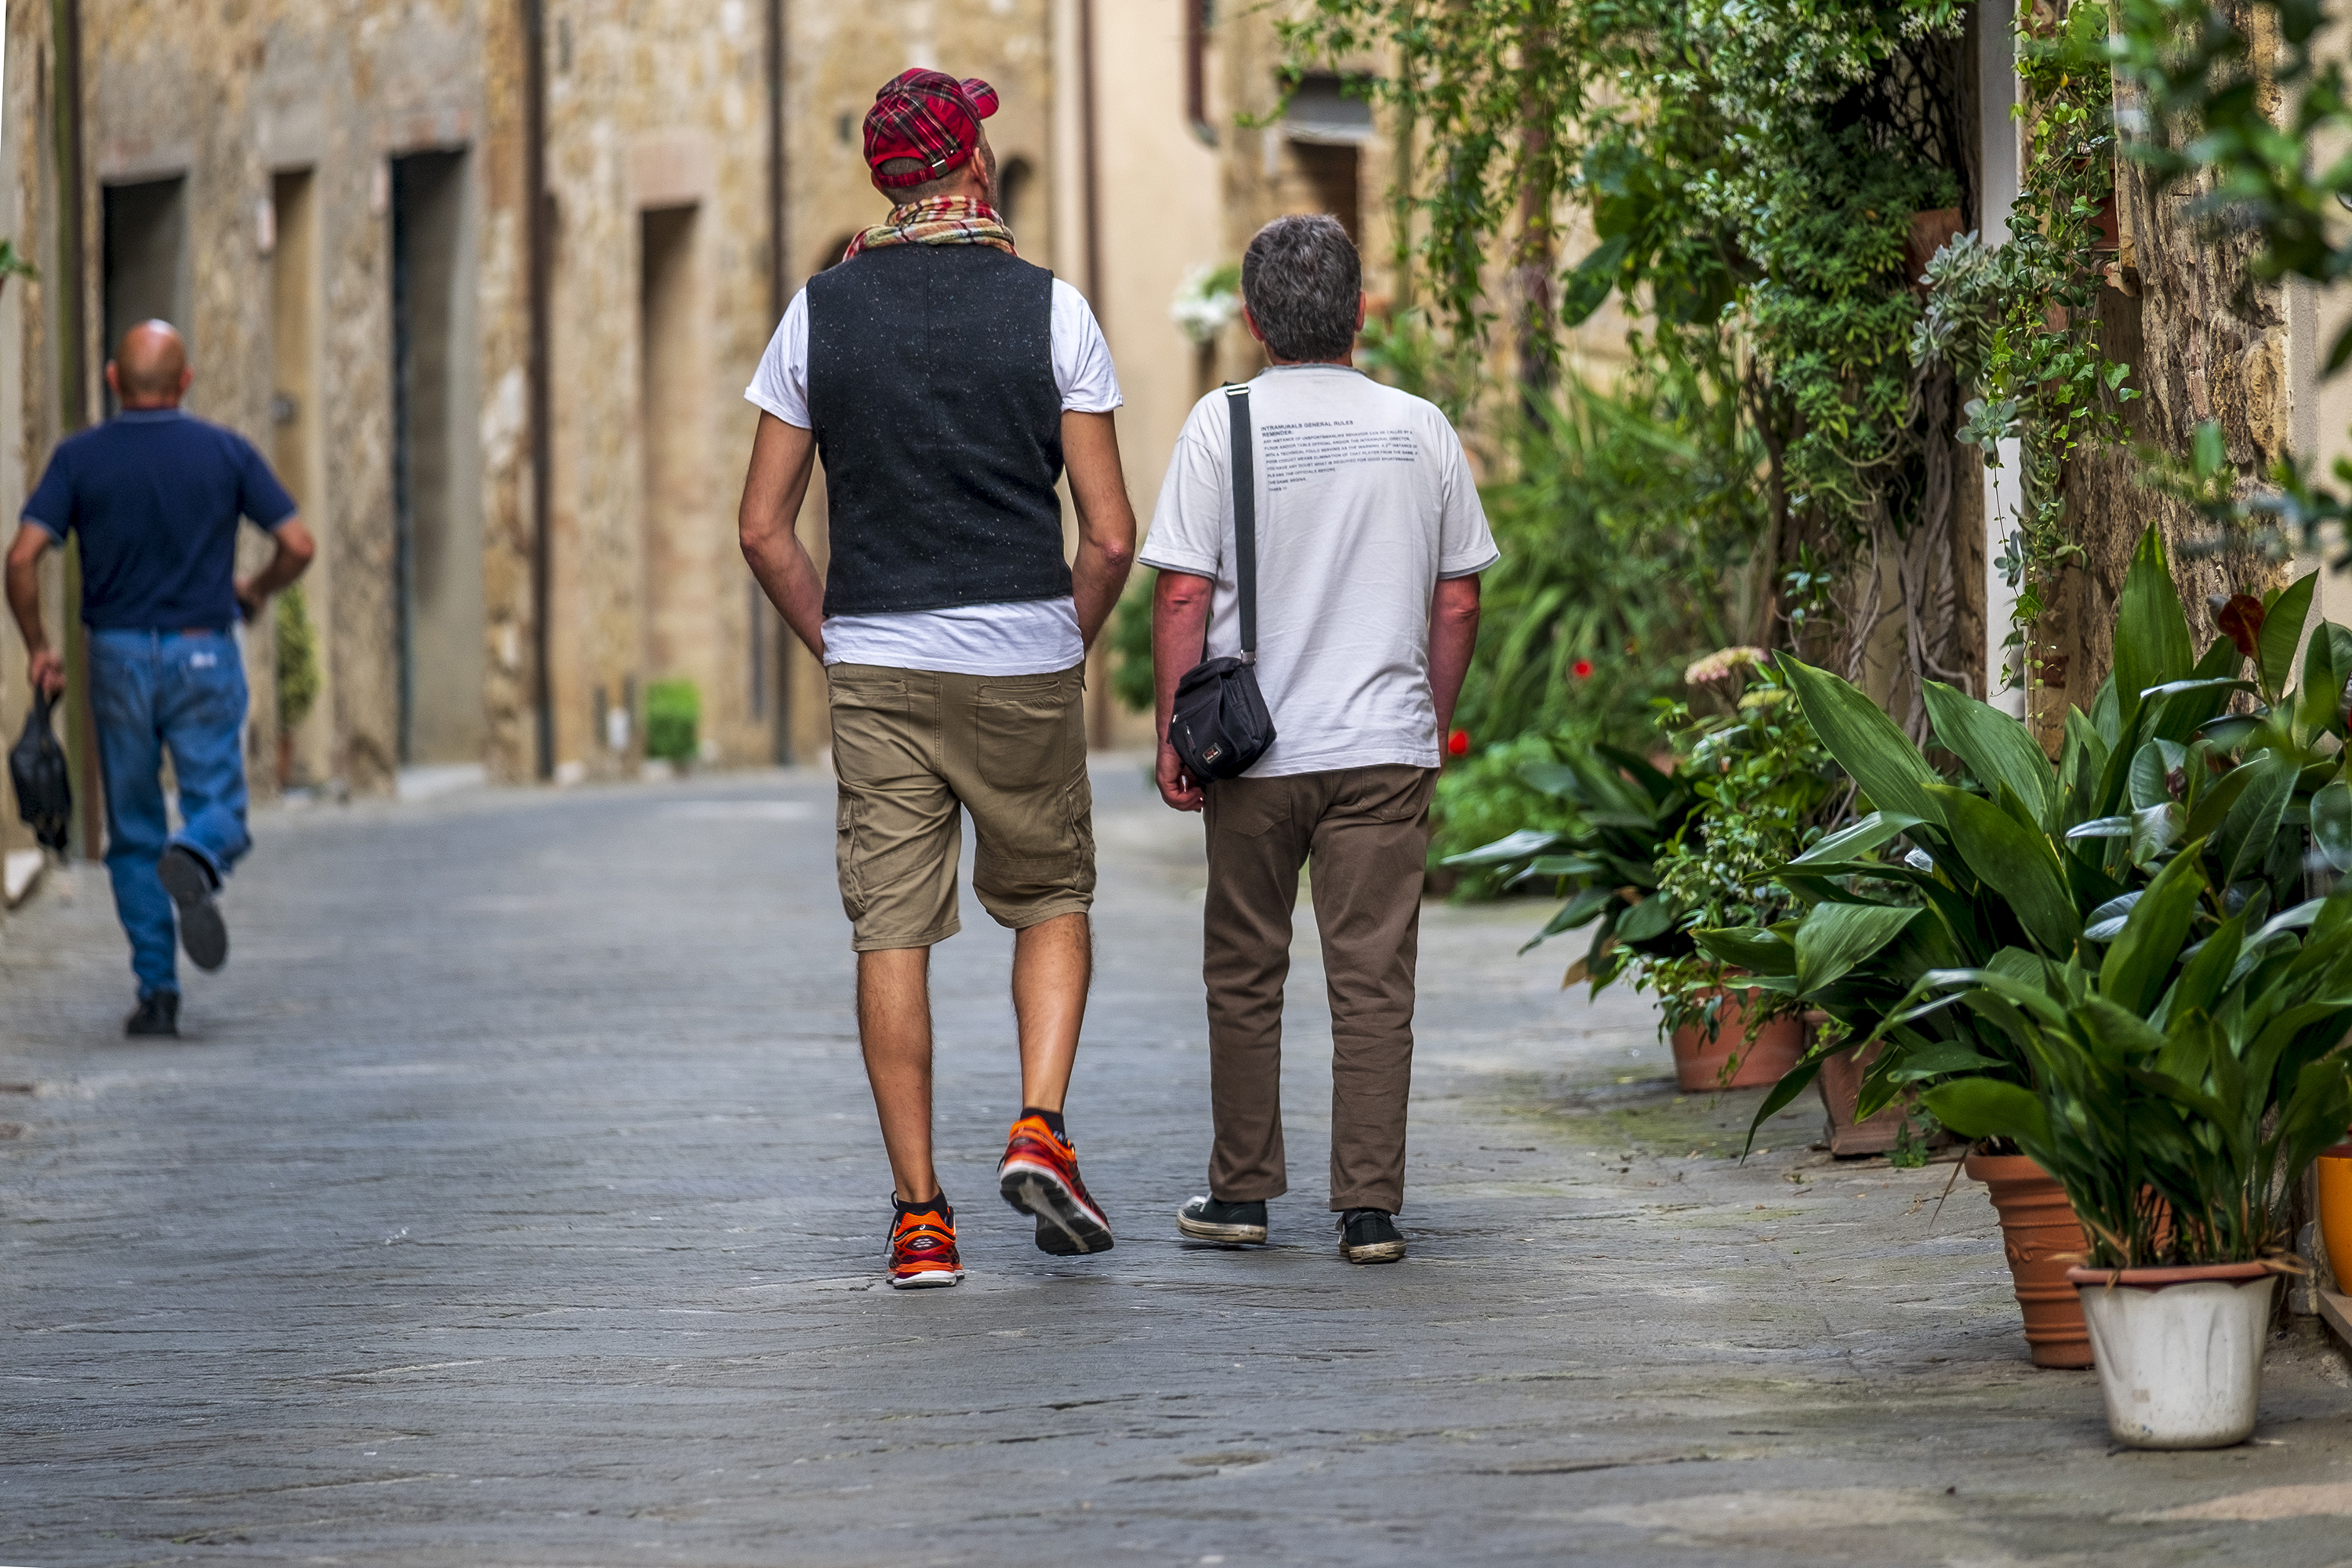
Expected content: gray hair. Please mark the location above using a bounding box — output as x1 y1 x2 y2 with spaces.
1241 215 1360 363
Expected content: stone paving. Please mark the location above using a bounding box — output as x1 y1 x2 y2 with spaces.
5 760 2352 1566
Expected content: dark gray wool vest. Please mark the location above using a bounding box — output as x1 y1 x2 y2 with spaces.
806 244 1071 618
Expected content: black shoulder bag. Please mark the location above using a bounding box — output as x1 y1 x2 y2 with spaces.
1169 385 1278 782
10 687 71 854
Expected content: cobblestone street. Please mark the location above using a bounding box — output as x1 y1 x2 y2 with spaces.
7 763 2352 1566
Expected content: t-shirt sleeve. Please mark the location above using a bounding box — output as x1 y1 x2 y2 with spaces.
1051 280 1123 414
237 437 300 529
743 289 811 428
1434 421 1501 579
19 445 75 539
1136 403 1225 577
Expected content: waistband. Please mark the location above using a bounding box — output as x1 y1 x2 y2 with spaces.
87 626 235 643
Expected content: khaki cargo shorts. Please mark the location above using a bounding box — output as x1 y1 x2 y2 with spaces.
827 662 1096 952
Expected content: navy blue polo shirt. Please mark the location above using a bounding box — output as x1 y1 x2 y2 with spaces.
20 408 298 631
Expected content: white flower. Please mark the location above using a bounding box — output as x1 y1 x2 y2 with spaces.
1170 263 1242 344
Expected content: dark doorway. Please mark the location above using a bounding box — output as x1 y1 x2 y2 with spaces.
1294 143 1362 241
101 177 189 413
390 149 485 765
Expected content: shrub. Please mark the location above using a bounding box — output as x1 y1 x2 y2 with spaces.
644 679 699 763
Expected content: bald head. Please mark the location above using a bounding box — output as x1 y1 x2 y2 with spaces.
109 321 190 407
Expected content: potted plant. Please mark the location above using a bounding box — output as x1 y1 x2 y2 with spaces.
1445 650 1839 1089
1911 849 2352 1447
1703 530 2347 1363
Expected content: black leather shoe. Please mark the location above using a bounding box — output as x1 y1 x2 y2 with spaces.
1338 1208 1405 1264
1178 1194 1269 1246
158 846 228 971
125 991 180 1037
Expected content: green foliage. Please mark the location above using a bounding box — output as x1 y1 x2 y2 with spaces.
1428 731 1589 884
1443 657 1840 1032
1916 869 2352 1267
1723 528 2350 1157
273 583 320 732
644 679 700 763
1744 126 1958 532
1449 376 1760 750
1109 572 1156 715
0 239 34 292
1911 1 2136 684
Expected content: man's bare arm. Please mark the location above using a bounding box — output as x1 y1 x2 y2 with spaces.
1149 568 1214 812
1429 574 1482 740
234 518 317 621
737 412 826 660
5 524 61 697
1062 409 1138 649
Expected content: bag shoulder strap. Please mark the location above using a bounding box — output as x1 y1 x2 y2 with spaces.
1224 384 1258 659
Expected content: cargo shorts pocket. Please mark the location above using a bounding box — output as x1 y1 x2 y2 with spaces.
974 670 1083 792
834 793 867 922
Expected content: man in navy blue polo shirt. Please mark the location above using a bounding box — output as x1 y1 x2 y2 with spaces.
5 321 315 1036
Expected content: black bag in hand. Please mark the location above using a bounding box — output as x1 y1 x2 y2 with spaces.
10 688 71 854
1169 385 1277 782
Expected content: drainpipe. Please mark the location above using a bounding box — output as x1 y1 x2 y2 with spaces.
1079 0 1102 307
1077 0 1113 751
1184 0 1216 145
50 0 100 857
522 0 554 779
766 0 793 764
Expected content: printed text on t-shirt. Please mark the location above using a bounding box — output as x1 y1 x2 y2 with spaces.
1261 420 1419 493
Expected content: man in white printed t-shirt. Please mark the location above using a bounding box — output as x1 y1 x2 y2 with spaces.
736 69 1138 1290
1142 214 1496 1266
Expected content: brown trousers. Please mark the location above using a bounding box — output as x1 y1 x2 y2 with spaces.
1202 764 1436 1214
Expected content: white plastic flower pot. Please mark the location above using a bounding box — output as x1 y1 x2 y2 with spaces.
2067 1263 2277 1450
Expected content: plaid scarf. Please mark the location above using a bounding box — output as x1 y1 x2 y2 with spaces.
844 196 1018 260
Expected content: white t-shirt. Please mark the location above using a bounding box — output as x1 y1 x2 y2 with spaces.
743 275 1123 676
1138 365 1499 777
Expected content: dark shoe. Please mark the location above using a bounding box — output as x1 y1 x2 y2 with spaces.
997 1112 1116 1255
1338 1208 1406 1265
886 1196 964 1290
1178 1194 1268 1246
158 846 227 972
125 991 180 1037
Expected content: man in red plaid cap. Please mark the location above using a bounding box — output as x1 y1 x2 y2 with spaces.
738 69 1138 1290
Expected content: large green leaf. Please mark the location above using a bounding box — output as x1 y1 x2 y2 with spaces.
2100 844 2207 1018
1924 681 2056 826
2218 753 2296 888
1928 783 2077 954
1785 811 1922 868
1779 656 1945 826
2113 529 2195 728
1692 925 1798 977
1613 894 1678 943
2259 569 2320 699
2129 739 2187 810
1922 1077 2052 1148
1442 828 1562 867
1794 902 1923 994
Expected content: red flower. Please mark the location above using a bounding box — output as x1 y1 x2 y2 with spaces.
1446 728 1471 757
1572 659 1595 680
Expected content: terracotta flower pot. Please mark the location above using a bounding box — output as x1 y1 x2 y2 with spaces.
1816 1040 1910 1157
1965 1149 2094 1369
2067 1263 2277 1448
2316 1142 2352 1292
1668 989 1805 1092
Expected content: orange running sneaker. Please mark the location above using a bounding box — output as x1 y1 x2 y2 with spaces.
887 1197 964 1290
997 1112 1116 1255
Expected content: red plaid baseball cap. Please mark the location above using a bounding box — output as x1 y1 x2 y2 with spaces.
864 69 1000 188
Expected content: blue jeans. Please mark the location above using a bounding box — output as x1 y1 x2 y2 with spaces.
87 629 252 996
